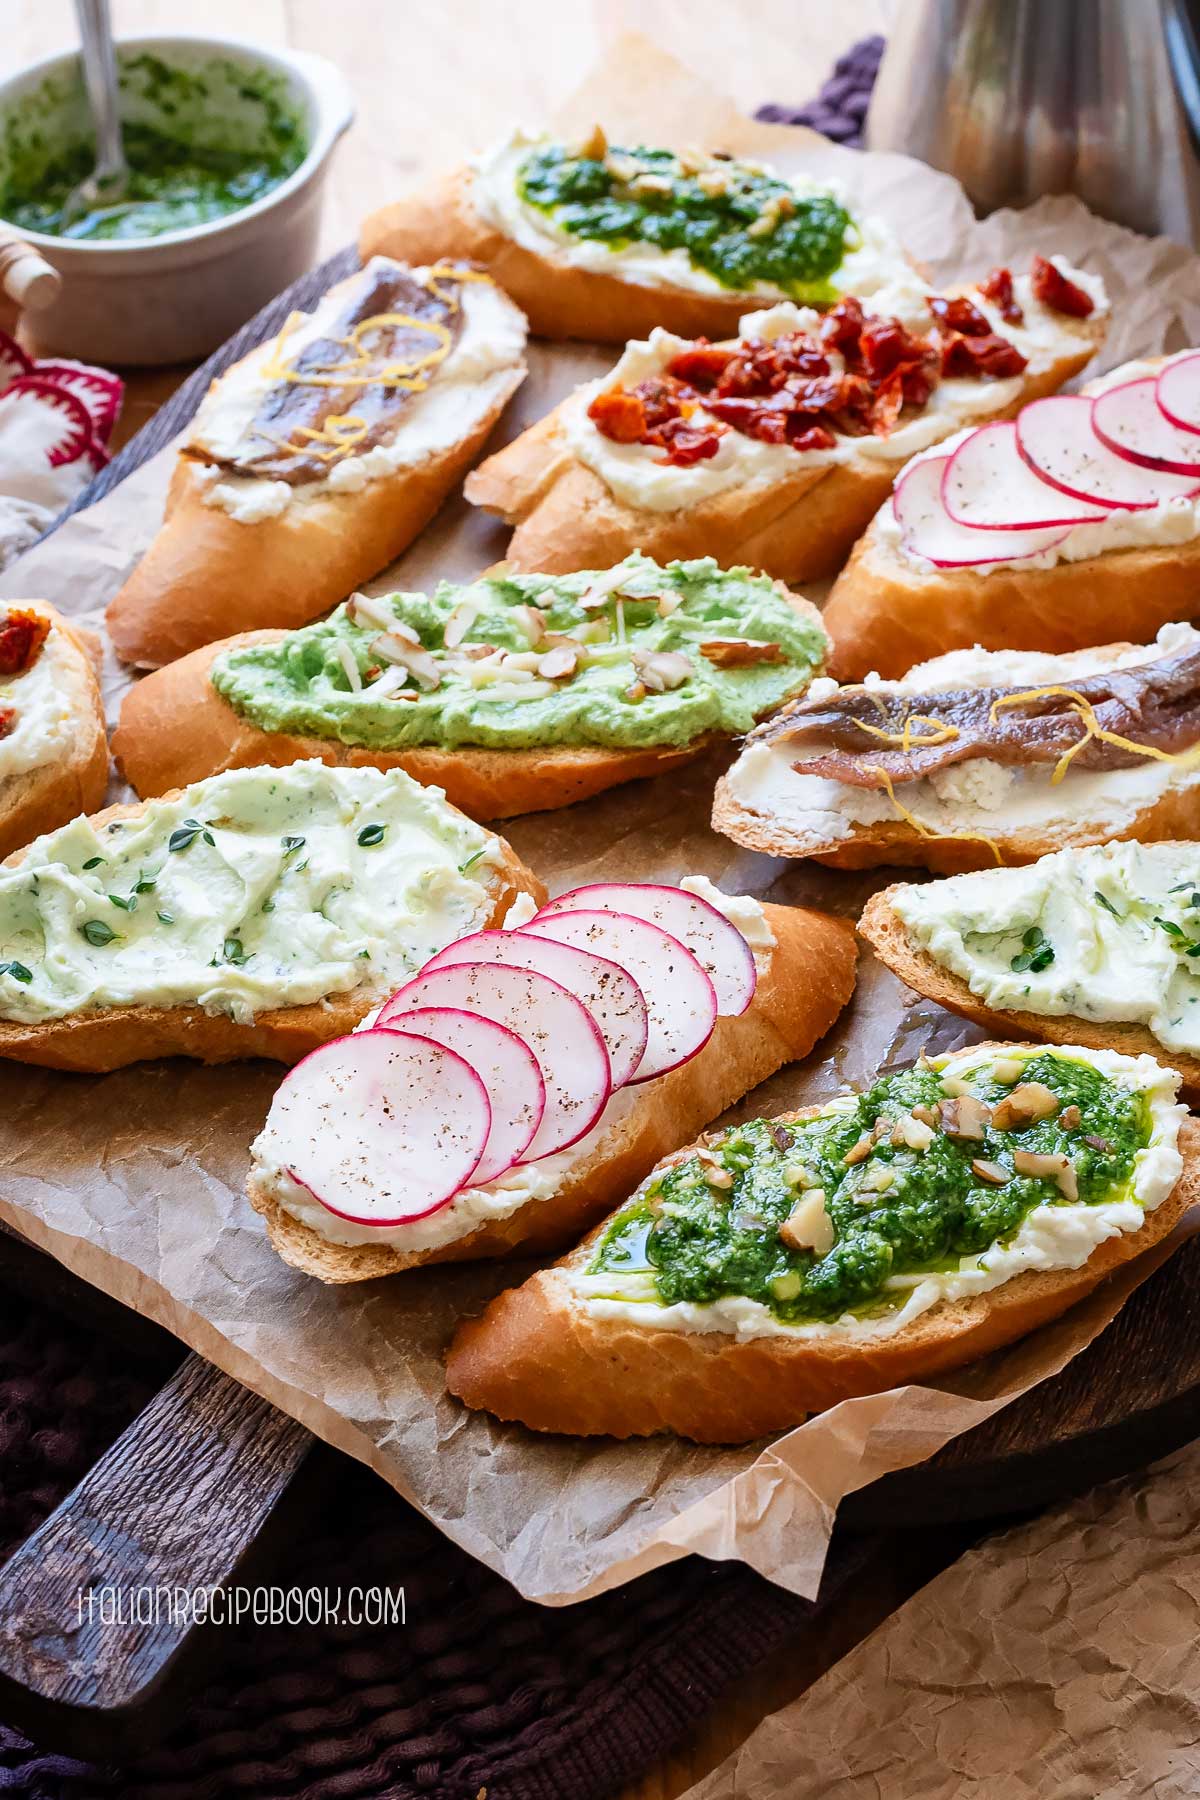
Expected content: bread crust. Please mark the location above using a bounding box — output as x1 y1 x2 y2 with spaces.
106 357 526 671
360 166 792 345
113 577 826 816
0 793 544 1073
445 1070 1200 1442
0 604 109 862
465 325 1104 584
244 900 858 1282
858 885 1200 1101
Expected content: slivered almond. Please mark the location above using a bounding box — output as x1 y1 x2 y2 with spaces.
699 639 785 668
370 635 440 690
624 680 648 702
656 591 684 617
333 641 362 693
780 1189 834 1255
443 598 480 649
631 648 692 693
347 591 401 634
1013 1148 1078 1201
511 605 546 647
992 1083 1060 1131
537 644 579 680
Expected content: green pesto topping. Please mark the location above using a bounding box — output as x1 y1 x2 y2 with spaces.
0 52 305 241
516 141 855 300
588 1052 1151 1325
209 555 828 753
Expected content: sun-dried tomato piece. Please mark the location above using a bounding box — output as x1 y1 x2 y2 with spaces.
927 294 993 337
665 341 735 389
704 394 789 441
787 420 837 452
0 609 50 678
0 706 13 741
819 296 866 357
1030 254 1094 318
940 330 1029 378
632 375 689 430
771 334 832 380
655 418 723 465
978 266 1024 324
858 317 928 379
587 388 648 442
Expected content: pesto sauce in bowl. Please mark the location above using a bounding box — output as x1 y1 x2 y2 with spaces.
589 1052 1151 1326
516 142 855 300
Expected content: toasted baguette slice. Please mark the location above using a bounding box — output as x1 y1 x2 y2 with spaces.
106 263 528 670
245 901 857 1282
0 603 108 862
465 309 1105 586
822 357 1195 682
859 886 1200 1100
446 1060 1199 1441
712 629 1200 873
0 788 542 1074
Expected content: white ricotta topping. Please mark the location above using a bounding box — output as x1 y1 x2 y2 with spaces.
563 1043 1184 1342
718 623 1200 856
0 616 79 783
564 263 1102 514
192 258 527 522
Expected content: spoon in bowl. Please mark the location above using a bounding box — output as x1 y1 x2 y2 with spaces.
60 0 132 232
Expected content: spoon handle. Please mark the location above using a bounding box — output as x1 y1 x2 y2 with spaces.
73 0 126 181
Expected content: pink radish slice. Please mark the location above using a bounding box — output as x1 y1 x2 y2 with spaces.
1016 394 1200 509
271 1031 490 1227
522 911 717 1085
892 454 1068 568
35 361 123 445
942 422 1106 529
378 961 611 1159
0 377 95 468
378 1007 545 1183
0 330 33 393
421 929 647 1089
534 881 757 1016
1093 376 1200 475
1157 353 1200 437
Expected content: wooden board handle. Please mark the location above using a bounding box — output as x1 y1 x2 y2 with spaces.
0 1353 311 1750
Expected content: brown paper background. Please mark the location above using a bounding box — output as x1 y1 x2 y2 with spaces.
2 37 1200 1606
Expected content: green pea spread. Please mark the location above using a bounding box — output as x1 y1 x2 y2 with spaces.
0 54 304 241
209 557 828 753
516 141 855 300
589 1051 1151 1325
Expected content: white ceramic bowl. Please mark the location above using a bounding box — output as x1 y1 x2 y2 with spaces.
0 34 354 366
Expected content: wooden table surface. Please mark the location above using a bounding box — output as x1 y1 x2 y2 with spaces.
10 3 899 1793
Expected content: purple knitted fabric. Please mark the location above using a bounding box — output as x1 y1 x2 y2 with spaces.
757 35 884 147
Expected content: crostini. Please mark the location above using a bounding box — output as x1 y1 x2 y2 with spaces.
712 624 1200 873
0 602 108 861
465 257 1107 584
0 760 542 1072
106 258 529 670
446 1041 1196 1441
360 126 918 344
244 878 857 1282
824 349 1200 680
860 840 1200 1101
113 555 829 818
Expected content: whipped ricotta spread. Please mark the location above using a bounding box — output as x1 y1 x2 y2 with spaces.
878 347 1199 576
563 1043 1183 1343
718 623 1200 855
0 614 78 783
565 261 1105 514
191 259 527 522
256 879 773 1250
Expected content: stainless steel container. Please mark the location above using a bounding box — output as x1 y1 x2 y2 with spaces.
865 0 1200 243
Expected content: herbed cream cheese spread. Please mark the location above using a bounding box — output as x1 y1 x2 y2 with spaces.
565 1042 1182 1343
719 623 1200 854
0 762 500 1027
888 838 1200 1060
564 260 1106 514
252 878 775 1251
0 614 76 783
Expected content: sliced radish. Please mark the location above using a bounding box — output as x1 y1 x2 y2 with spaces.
1157 352 1200 438
1016 394 1200 510
534 881 757 1016
271 1031 490 1227
0 376 95 468
421 929 648 1089
378 1007 545 1184
35 360 123 446
378 961 611 1159
0 330 33 394
942 422 1106 529
893 454 1068 568
523 911 717 1084
1092 374 1200 475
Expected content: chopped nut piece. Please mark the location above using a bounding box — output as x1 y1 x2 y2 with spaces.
768 1122 793 1153
630 647 692 693
861 1164 894 1193
699 638 785 668
1013 1148 1078 1201
784 1161 821 1189
1084 1133 1114 1154
1059 1105 1082 1130
624 680 648 702
895 1114 935 1151
911 1104 939 1129
938 1095 992 1140
537 644 580 681
779 1189 834 1255
696 1147 733 1191
631 172 674 196
990 1057 1025 1085
575 122 607 160
697 167 731 197
604 151 640 183
991 1082 1060 1131
940 1076 971 1097
971 1158 1009 1185
843 1131 875 1166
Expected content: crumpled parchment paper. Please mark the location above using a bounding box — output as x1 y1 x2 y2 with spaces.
2 37 1200 1607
